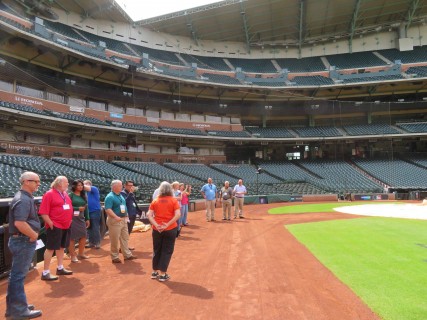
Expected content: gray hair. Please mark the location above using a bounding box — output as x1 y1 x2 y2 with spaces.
51 176 67 189
159 181 173 197
224 180 229 185
83 180 92 186
171 181 180 187
111 180 122 188
19 171 38 184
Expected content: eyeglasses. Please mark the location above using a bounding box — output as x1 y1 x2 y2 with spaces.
27 180 41 184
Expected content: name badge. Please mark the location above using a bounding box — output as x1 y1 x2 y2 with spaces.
74 210 80 216
133 203 136 207
63 204 70 210
120 204 126 213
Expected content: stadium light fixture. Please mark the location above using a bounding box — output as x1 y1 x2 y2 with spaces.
423 97 427 101
265 105 272 110
398 99 405 102
374 100 381 104
173 99 181 104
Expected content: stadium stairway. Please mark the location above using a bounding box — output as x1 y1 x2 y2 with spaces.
347 159 389 189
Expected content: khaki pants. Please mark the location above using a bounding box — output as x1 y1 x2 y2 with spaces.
106 217 132 260
234 197 244 217
205 199 216 221
222 199 232 219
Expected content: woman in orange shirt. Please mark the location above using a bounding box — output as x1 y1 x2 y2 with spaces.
147 181 181 282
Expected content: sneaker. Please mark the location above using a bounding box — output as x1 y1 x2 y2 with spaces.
41 273 58 281
157 273 170 282
56 268 73 276
151 271 159 279
222 217 226 220
124 255 138 261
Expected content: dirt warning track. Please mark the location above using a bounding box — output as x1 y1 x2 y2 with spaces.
0 203 379 320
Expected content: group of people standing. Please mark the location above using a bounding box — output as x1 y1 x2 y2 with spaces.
200 178 247 221
5 172 244 319
4 175 140 319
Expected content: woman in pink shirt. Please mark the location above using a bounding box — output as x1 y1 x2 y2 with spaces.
179 183 191 227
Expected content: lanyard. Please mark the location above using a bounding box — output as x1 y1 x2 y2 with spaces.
57 190 66 204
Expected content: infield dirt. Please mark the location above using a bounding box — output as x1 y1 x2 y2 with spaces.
0 203 379 319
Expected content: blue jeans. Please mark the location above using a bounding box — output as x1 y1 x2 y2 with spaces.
6 236 36 317
88 210 101 245
180 204 188 225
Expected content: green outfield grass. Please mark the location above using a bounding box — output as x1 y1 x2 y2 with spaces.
268 201 395 214
287 217 427 320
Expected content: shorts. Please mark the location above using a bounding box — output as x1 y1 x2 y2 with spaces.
46 226 71 250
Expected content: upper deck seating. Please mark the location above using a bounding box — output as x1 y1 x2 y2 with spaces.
275 57 326 72
293 126 342 137
227 58 277 73
395 122 427 133
44 110 106 126
159 126 206 136
342 74 404 84
406 66 427 78
343 124 400 136
180 54 231 71
326 52 386 69
246 127 295 138
42 20 87 42
207 130 251 138
201 73 242 85
0 101 45 115
379 46 427 64
128 44 182 65
292 75 334 86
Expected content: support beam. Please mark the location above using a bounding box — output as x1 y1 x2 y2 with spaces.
405 0 420 33
185 17 199 46
348 0 361 53
298 0 306 58
240 2 251 53
71 0 88 18
52 0 69 14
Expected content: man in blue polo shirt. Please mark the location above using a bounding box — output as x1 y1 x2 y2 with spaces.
84 180 102 249
200 177 217 222
104 180 137 263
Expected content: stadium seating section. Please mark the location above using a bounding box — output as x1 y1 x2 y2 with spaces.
2 154 427 200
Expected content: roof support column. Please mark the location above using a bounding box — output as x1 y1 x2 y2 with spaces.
240 2 251 53
298 0 305 58
348 0 361 53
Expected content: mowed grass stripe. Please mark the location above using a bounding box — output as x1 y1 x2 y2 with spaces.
288 217 427 320
268 201 394 214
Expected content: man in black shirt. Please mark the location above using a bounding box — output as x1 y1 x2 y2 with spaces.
121 180 139 250
5 171 42 319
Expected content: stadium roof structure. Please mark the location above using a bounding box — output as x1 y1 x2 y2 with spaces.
46 0 427 52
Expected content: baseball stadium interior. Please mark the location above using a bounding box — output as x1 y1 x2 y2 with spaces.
1 0 427 275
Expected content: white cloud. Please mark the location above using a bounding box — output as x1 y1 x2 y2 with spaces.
116 0 222 21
